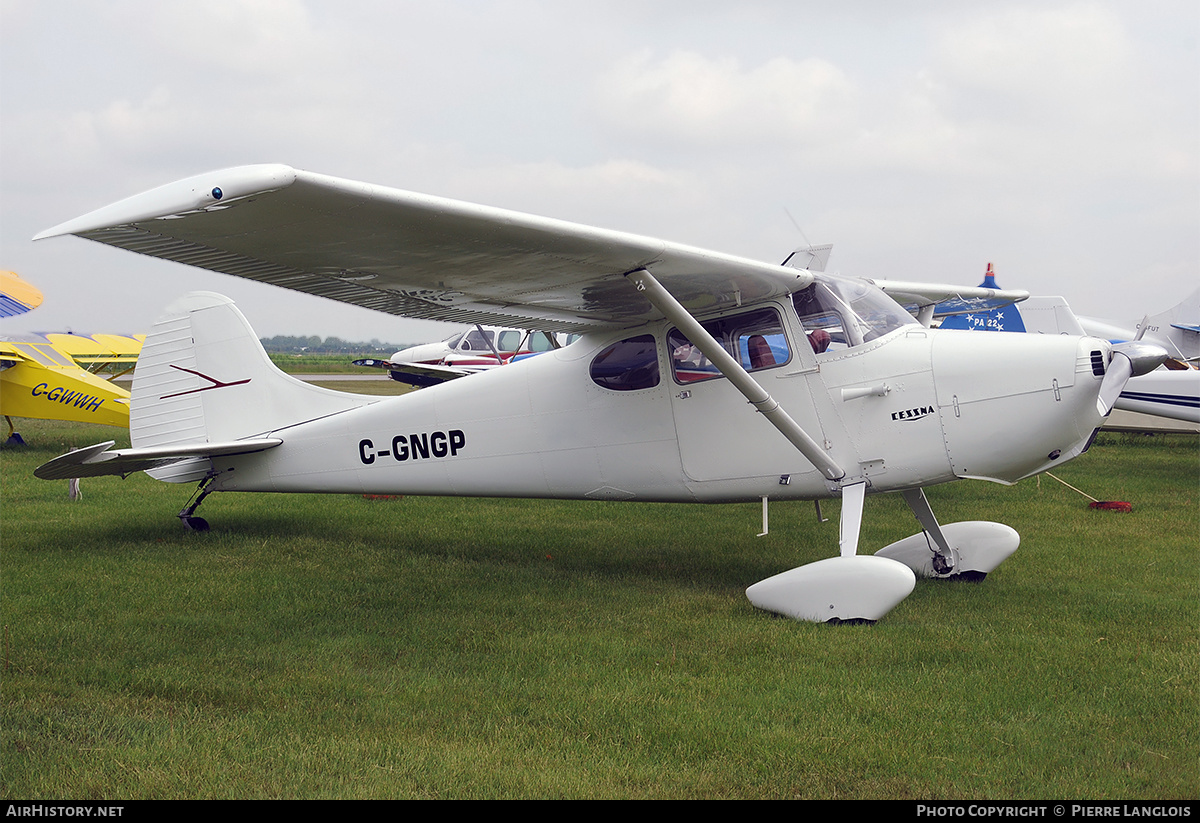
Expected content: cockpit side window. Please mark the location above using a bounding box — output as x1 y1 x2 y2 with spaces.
667 307 791 384
792 275 916 352
590 334 660 391
460 329 493 352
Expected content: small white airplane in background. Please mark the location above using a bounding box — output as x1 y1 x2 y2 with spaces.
29 165 1169 623
940 265 1198 425
354 325 576 387
1076 289 1198 367
1019 289 1198 424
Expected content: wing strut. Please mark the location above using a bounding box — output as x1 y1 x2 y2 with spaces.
627 268 845 481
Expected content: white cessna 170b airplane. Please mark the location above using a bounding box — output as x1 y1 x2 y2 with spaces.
31 165 1169 623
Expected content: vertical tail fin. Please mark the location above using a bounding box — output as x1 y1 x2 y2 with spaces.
131 292 376 455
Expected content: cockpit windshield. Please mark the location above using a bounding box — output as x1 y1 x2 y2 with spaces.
792 274 916 352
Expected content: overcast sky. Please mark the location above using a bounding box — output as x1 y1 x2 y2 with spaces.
1 1 1196 343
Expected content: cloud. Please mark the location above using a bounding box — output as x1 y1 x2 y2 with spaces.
936 4 1131 112
596 50 860 152
1 1 1194 335
925 4 1194 181
142 0 325 79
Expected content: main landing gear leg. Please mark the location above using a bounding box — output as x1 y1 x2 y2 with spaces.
901 488 958 576
875 487 1020 580
177 473 220 532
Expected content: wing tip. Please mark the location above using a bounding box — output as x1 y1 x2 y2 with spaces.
33 163 298 241
33 440 118 480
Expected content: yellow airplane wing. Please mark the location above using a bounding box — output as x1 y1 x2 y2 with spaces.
42 332 144 370
0 271 44 317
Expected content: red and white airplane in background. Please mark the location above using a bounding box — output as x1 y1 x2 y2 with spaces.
354 325 576 388
30 165 1168 623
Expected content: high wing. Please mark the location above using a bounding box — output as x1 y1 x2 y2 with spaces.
0 333 143 370
41 333 144 370
35 164 813 332
871 279 1030 322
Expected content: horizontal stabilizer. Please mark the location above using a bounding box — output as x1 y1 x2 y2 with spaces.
34 438 282 480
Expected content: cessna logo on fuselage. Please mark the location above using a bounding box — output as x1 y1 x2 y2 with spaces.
358 430 466 465
891 405 935 422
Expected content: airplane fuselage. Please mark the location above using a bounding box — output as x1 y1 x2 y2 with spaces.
0 342 131 428
210 299 1110 504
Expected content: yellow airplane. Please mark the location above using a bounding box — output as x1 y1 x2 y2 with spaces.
0 271 141 441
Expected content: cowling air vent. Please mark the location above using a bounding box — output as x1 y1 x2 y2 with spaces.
1090 350 1106 376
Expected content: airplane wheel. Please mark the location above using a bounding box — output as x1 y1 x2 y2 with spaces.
182 516 210 532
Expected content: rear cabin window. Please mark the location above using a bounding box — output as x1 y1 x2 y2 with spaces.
495 330 522 353
590 335 660 391
667 307 790 383
527 331 558 352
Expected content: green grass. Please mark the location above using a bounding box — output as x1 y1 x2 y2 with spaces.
1 419 1196 799
266 353 394 374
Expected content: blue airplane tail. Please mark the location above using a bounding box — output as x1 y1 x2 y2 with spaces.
940 263 1026 332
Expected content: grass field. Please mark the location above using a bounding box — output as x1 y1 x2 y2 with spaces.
1 412 1195 799
265 353 398 374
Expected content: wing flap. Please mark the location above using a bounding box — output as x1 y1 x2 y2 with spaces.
36 165 812 332
34 437 282 480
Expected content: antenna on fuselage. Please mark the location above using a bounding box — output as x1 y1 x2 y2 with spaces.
784 208 812 248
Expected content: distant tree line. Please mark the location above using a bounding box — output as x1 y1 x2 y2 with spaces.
259 335 416 354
